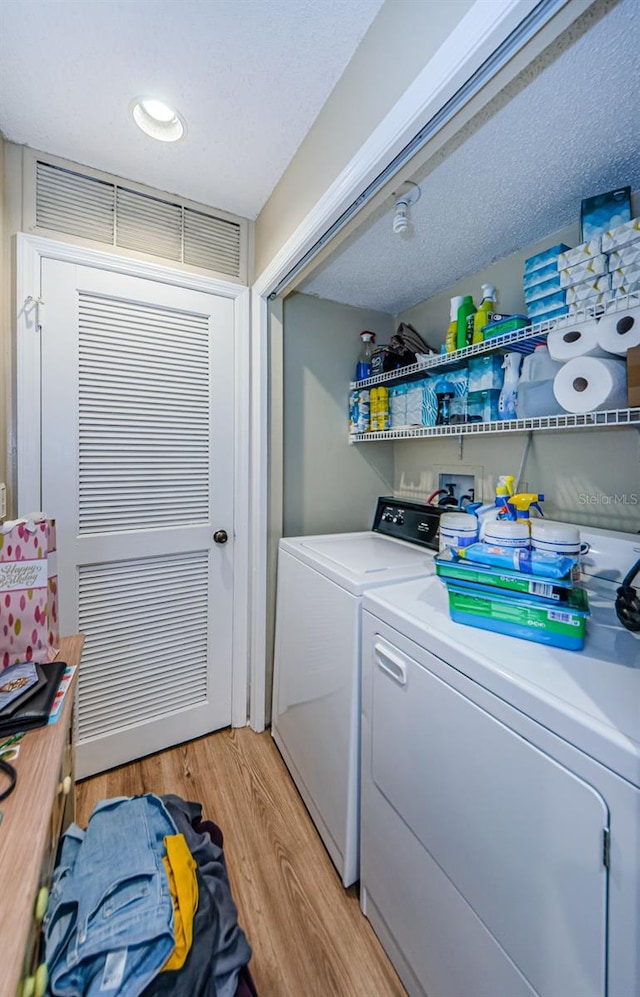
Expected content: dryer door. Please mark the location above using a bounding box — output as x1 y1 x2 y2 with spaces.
369 636 608 997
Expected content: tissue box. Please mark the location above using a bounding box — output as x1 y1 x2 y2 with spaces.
628 345 640 407
611 265 640 290
468 354 504 392
566 274 612 303
531 304 570 325
523 260 563 291
581 187 631 242
0 517 59 670
609 245 640 270
405 381 426 425
557 238 602 269
568 295 607 316
560 255 608 287
524 244 570 275
467 389 500 423
613 281 640 299
390 384 407 428
523 273 562 303
527 289 567 318
602 216 640 253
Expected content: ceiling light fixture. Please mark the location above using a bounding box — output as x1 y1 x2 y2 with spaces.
393 181 421 234
130 97 186 142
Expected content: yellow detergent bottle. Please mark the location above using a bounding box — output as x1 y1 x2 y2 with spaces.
472 284 497 345
445 296 464 353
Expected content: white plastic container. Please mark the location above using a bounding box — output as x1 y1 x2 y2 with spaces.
483 521 530 548
439 513 478 552
531 521 588 580
517 344 565 418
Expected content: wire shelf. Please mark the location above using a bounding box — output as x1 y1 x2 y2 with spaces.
349 407 640 443
350 291 640 390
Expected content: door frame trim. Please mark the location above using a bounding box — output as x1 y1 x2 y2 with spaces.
16 232 251 728
248 0 586 731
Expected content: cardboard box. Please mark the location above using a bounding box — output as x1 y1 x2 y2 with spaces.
628 344 640 407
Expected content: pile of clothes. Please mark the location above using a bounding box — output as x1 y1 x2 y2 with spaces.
44 793 256 996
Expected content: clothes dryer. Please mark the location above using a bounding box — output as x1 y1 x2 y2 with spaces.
360 525 640 997
271 497 442 886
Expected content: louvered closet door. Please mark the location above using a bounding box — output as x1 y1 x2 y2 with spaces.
40 259 235 778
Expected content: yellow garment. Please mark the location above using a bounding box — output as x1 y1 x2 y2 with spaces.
161 833 199 972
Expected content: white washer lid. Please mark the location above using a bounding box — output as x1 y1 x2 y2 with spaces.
279 531 435 594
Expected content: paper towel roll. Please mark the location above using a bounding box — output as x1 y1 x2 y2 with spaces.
547 319 609 360
596 306 640 355
553 357 628 413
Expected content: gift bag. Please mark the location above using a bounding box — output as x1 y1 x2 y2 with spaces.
0 514 59 671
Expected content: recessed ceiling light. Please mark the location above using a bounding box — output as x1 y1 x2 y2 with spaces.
130 97 186 142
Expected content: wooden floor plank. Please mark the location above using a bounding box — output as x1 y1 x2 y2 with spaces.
76 728 407 997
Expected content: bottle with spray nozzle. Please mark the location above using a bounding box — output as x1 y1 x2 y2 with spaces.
506 493 545 529
472 284 497 345
445 295 465 353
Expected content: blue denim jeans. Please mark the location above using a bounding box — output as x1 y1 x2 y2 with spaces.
45 794 177 996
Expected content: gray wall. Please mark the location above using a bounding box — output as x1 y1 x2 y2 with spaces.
394 220 640 532
282 293 394 536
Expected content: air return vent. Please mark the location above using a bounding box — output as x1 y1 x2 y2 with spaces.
35 160 244 280
36 161 115 243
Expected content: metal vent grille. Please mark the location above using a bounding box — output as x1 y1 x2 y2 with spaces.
184 208 241 277
77 551 210 740
78 291 210 533
116 187 182 261
36 161 115 243
35 160 243 278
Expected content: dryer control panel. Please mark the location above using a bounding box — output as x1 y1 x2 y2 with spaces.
372 496 442 550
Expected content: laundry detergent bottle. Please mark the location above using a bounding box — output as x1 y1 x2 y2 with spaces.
445 295 465 353
456 296 476 350
472 284 497 344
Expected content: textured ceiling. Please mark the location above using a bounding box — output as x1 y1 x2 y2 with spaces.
301 0 640 314
0 0 384 220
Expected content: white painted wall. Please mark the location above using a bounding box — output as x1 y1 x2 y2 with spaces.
255 0 474 276
282 293 394 536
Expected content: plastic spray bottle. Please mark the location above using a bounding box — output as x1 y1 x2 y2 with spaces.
456 296 476 351
355 331 375 380
498 353 522 420
472 284 497 344
495 474 515 518
445 296 465 353
507 493 545 528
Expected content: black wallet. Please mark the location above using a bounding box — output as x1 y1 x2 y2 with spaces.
0 661 67 736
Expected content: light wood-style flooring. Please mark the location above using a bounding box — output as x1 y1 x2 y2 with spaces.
76 727 407 997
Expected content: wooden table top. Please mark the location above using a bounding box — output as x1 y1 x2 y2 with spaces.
0 634 84 997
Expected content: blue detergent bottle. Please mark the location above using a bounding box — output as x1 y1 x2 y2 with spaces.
355 331 375 380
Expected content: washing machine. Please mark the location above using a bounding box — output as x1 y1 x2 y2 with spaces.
271 496 443 886
360 525 640 997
